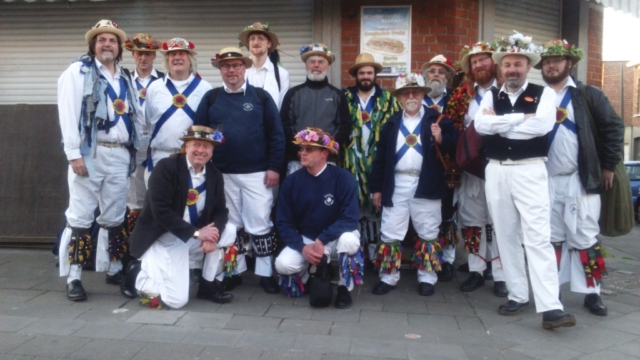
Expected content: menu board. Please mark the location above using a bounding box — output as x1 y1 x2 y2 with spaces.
360 6 412 76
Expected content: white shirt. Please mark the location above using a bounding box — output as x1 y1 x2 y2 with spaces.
350 88 378 159
546 77 579 176
475 81 556 140
145 73 212 157
223 80 247 95
132 68 161 135
246 58 290 110
395 106 425 172
183 158 207 223
57 58 132 160
466 79 498 127
422 89 448 113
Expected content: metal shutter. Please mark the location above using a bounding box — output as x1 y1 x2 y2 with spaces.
0 0 313 104
494 0 561 85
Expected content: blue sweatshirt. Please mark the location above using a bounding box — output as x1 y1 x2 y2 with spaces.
276 164 359 253
194 84 285 174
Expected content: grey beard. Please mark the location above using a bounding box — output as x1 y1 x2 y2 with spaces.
427 80 446 97
307 72 327 82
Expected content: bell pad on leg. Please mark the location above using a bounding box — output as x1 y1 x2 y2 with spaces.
279 274 305 297
579 243 607 288
67 226 93 267
106 224 128 262
412 237 443 272
339 248 365 287
251 232 277 257
373 242 402 275
462 227 481 254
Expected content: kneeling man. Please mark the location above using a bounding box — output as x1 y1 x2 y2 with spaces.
127 126 235 309
275 128 363 309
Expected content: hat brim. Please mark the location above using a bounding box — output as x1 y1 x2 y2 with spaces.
391 85 431 97
460 51 494 73
292 140 338 155
160 48 198 56
348 62 383 77
301 51 334 65
492 52 541 67
239 29 280 53
85 27 127 45
210 57 253 69
125 45 160 52
180 136 222 147
533 54 581 70
421 61 456 75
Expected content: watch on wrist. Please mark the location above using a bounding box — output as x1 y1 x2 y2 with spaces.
193 230 200 239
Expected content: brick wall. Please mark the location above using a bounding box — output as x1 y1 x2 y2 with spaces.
587 7 603 87
602 61 634 126
341 0 479 89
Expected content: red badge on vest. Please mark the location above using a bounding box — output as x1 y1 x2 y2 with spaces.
524 96 534 102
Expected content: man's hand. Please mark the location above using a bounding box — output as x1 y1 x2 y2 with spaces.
200 240 217 254
601 169 614 191
70 158 88 177
302 239 324 265
372 192 382 212
482 107 496 115
197 223 219 243
430 123 442 144
264 170 280 188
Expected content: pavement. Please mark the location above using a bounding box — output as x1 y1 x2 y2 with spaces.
0 226 638 360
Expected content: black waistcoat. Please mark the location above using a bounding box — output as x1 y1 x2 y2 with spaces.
484 84 548 161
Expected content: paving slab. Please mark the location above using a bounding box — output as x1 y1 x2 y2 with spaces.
260 349 322 360
180 327 244 347
68 338 146 360
293 333 351 354
0 332 35 353
125 309 186 325
199 345 262 360
614 340 640 358
461 345 503 360
131 342 204 360
8 334 92 358
174 311 233 328
224 314 282 332
70 321 141 340
236 330 298 350
508 337 586 360
278 318 333 335
126 324 191 344
577 349 640 360
0 315 38 332
264 304 313 320
349 337 408 359
599 311 640 335
407 341 468 360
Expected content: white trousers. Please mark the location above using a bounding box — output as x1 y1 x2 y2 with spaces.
126 135 149 210
275 231 361 290
485 161 562 313
549 174 601 294
380 174 442 285
456 172 504 280
223 172 274 277
135 223 236 309
59 146 130 281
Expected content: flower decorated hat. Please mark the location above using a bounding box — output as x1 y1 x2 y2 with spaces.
391 72 431 97
161 38 197 56
238 22 280 53
533 39 584 69
180 126 224 147
300 43 335 65
348 53 383 76
125 33 162 52
421 54 456 76
85 19 126 44
211 46 253 69
293 127 339 154
459 41 496 73
492 31 541 66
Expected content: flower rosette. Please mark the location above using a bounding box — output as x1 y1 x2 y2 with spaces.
138 88 147 100
186 189 199 206
113 99 126 115
172 94 187 108
556 107 568 123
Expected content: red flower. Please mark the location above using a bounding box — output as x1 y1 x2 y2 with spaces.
362 113 369 120
176 96 184 103
162 42 168 50
188 41 195 50
556 110 564 120
117 103 124 111
188 193 196 201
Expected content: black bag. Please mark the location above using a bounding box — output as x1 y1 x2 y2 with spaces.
309 255 333 308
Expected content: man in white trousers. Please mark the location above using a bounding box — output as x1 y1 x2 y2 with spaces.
127 126 234 309
57 19 139 301
475 32 576 329
536 39 623 316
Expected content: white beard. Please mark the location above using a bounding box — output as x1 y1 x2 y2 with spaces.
427 79 446 97
404 99 421 114
307 70 327 82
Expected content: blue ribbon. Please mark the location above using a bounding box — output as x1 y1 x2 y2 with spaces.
187 177 207 226
475 92 483 105
548 90 577 148
146 77 202 171
97 75 132 136
395 121 422 163
423 96 446 112
135 76 159 106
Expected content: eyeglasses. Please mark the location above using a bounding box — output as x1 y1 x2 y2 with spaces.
541 57 566 67
427 69 447 75
220 63 244 71
399 89 424 97
470 56 491 66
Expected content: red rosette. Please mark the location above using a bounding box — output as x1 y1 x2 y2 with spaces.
162 42 168 50
188 41 195 50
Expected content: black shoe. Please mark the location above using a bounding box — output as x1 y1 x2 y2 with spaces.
221 274 243 291
418 282 435 296
493 281 508 297
105 271 124 285
190 269 202 284
372 281 396 295
542 309 576 329
457 262 469 272
260 276 281 294
584 294 608 316
483 261 494 281
437 262 453 282
197 280 233 304
120 260 141 299
67 280 87 302
498 300 529 316
334 285 352 309
460 272 485 292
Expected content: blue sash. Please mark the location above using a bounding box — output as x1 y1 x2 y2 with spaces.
475 92 482 105
135 76 159 106
424 96 446 113
395 121 422 163
97 75 132 136
187 177 207 226
146 77 202 171
548 90 577 148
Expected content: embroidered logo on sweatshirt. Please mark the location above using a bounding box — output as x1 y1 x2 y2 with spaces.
324 194 334 206
243 103 254 111
325 98 333 101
